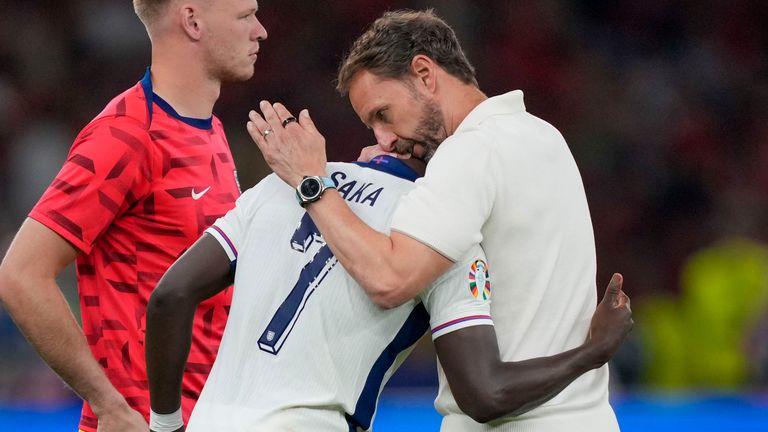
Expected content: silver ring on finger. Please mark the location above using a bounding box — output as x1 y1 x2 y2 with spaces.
263 128 274 138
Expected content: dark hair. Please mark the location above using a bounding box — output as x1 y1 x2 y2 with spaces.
336 9 478 95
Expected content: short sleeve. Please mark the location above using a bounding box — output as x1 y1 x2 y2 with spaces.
29 118 153 254
420 244 493 340
204 177 271 263
390 131 499 261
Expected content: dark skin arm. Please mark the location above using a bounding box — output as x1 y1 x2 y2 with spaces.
145 233 233 432
434 274 633 423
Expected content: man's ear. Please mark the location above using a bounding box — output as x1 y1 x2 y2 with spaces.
180 4 203 41
411 55 438 93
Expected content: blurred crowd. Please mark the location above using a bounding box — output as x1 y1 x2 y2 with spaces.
1 0 767 404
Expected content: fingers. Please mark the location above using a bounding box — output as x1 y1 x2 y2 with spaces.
272 102 297 126
298 109 319 133
247 110 271 149
259 100 284 133
358 144 402 162
619 291 631 311
253 101 313 136
603 273 623 303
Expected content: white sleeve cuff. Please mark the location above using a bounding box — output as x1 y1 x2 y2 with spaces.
431 315 494 340
206 224 238 262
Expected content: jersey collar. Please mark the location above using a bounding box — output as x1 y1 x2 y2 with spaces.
455 90 527 135
140 67 213 130
354 155 420 182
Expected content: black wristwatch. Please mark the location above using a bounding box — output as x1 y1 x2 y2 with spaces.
295 176 336 207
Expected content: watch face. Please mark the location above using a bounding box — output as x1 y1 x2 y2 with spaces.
300 178 321 199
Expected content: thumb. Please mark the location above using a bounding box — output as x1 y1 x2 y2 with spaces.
603 273 623 304
299 109 317 132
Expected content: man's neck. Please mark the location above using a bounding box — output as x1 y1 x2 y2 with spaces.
149 48 221 119
442 83 487 136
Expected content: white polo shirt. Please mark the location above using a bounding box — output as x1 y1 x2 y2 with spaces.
391 91 619 431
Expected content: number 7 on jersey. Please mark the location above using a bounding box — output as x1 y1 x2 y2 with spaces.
257 213 337 354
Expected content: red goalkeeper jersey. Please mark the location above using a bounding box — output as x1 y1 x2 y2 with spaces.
29 69 239 431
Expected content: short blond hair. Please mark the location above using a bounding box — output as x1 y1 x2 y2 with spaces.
133 0 173 28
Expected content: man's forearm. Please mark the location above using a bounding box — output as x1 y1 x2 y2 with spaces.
489 343 602 418
435 326 606 423
306 191 397 300
145 287 198 414
0 275 126 415
307 191 452 307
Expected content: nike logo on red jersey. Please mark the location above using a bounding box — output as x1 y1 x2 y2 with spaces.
192 186 211 200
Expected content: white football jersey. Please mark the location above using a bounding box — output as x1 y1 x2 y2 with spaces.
190 158 493 432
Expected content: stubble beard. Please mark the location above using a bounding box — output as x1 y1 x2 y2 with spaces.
206 44 255 83
214 61 254 83
405 99 445 163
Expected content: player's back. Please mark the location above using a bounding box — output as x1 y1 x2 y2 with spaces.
190 160 426 431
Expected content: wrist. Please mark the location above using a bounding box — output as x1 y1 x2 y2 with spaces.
296 175 336 208
89 389 129 417
289 168 327 189
581 339 610 369
150 407 184 432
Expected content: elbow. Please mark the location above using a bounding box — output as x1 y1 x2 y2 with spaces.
369 292 408 309
148 280 193 317
365 279 414 309
456 385 523 424
459 401 505 424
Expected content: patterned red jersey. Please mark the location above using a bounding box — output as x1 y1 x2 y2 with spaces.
29 69 239 431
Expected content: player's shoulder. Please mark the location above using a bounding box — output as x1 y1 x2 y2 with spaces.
445 124 496 151
234 173 293 212
76 83 152 149
428 128 497 172
90 82 150 129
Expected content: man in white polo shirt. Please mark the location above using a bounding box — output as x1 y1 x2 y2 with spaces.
246 9 631 432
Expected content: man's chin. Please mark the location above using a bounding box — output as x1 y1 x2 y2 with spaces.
236 68 256 81
221 67 256 83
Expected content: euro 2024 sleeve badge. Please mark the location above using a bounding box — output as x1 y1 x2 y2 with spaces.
469 260 491 301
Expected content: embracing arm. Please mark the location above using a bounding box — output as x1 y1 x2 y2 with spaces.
434 274 633 423
307 193 452 308
247 103 453 308
0 219 146 431
145 233 233 417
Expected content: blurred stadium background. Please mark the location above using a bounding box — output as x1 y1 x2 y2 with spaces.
1 0 767 430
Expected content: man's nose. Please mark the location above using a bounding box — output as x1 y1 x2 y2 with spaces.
374 128 398 152
253 18 268 41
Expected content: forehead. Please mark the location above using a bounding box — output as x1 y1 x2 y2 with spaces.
348 71 412 115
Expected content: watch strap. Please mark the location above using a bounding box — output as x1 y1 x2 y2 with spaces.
320 176 336 189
